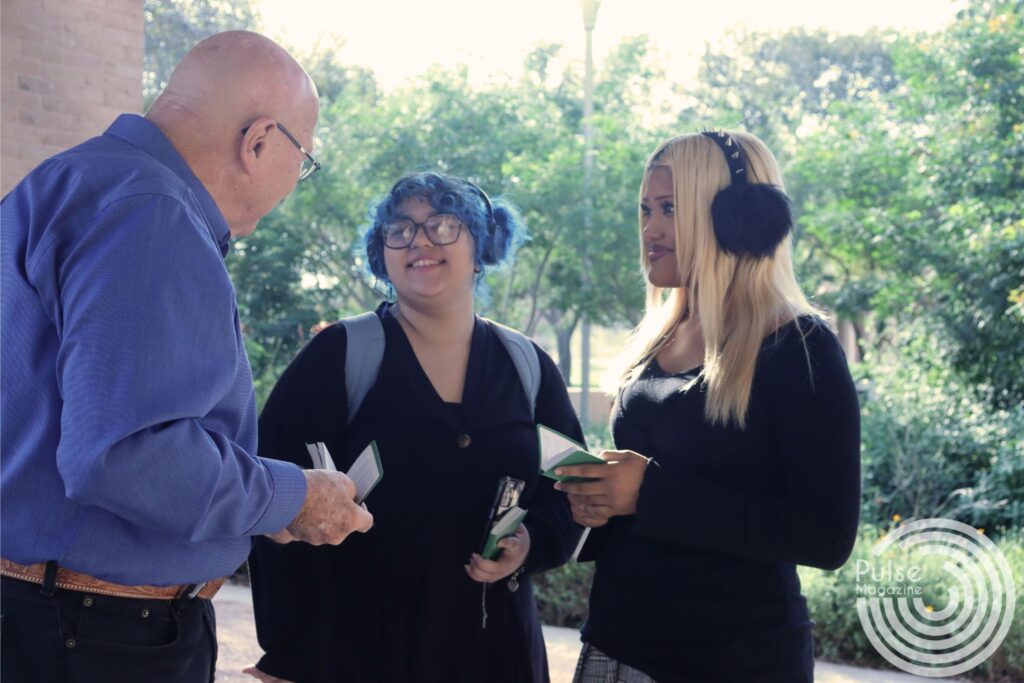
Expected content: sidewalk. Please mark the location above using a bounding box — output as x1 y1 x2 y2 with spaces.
212 584 965 683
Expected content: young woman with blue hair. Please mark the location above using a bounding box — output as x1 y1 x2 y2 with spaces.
246 172 583 682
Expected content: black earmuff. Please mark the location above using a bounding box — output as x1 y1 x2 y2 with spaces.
701 131 793 258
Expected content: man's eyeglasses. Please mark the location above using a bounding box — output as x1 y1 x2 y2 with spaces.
241 122 321 181
382 214 463 249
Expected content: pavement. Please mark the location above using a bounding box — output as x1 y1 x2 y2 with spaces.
212 583 966 683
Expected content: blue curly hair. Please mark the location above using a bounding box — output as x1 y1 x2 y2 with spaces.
362 172 526 288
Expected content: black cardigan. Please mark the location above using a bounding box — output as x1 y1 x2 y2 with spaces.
249 305 584 683
580 317 861 682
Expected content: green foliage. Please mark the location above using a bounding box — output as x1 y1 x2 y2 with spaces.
889 0 1024 409
582 422 614 453
143 0 260 103
799 526 1024 681
979 529 1024 682
143 6 1023 673
689 2 1024 409
533 561 594 629
542 527 1024 681
238 37 668 384
858 322 1024 532
688 28 901 155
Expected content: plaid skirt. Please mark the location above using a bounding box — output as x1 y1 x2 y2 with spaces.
572 643 657 683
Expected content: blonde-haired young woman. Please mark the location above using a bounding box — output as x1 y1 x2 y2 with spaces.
556 131 861 682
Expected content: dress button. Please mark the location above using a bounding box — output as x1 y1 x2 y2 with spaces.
456 433 472 449
141 608 150 618
65 638 76 649
82 596 93 607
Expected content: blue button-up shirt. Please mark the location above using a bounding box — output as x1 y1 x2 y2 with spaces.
1 114 307 585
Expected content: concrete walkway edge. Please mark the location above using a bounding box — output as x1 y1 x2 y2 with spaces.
212 583 967 683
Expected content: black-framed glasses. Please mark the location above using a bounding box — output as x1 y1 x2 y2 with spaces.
241 122 321 181
382 213 464 249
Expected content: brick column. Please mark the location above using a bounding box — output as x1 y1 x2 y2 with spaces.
1 0 144 195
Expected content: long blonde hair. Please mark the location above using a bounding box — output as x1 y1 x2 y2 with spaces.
621 131 821 428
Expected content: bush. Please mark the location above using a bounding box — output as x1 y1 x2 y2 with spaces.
539 524 1024 681
858 328 1024 532
534 560 594 628
582 422 614 452
800 524 1024 682
971 529 1024 683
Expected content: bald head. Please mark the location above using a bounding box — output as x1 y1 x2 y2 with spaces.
148 31 318 150
146 31 320 237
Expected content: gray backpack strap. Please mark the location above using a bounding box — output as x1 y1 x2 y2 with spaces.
489 320 541 419
341 312 386 424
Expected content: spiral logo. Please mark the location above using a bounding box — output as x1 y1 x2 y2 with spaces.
854 518 1016 677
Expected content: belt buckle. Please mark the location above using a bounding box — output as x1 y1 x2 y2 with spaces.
185 582 207 599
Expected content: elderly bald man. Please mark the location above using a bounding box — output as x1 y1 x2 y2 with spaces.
0 31 372 683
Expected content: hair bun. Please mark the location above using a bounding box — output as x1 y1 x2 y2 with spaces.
709 183 793 257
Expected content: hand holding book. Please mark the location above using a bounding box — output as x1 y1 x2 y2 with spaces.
480 506 528 560
478 476 526 561
537 424 605 482
466 524 531 585
467 476 532 589
305 440 383 504
553 448 658 527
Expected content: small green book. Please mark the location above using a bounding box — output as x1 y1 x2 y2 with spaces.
345 441 383 504
480 506 528 560
305 440 383 504
537 424 605 482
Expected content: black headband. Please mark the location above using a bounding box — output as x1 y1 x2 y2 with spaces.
384 176 494 225
466 180 507 265
700 130 793 258
702 130 748 184
466 181 494 222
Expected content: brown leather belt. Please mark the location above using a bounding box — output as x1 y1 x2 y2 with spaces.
0 558 225 600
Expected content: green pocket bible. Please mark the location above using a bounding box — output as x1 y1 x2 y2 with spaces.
480 506 529 560
537 424 605 482
305 440 383 504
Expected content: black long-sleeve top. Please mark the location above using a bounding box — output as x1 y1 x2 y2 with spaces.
579 316 861 682
249 305 584 683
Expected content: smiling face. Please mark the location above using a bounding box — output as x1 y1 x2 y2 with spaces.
641 166 680 288
383 196 477 306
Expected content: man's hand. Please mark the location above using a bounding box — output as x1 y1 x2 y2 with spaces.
554 450 652 527
265 469 373 545
465 524 531 583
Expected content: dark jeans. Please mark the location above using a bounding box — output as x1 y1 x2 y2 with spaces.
1 575 217 683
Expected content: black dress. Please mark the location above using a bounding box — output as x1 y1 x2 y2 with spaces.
579 317 861 682
249 304 584 683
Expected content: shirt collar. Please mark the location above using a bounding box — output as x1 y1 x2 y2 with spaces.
103 114 232 258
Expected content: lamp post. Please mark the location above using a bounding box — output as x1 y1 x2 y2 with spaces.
578 0 600 428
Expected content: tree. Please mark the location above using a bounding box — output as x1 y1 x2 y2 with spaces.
687 28 901 155
687 4 1023 531
690 6 1023 407
498 38 670 380
888 0 1024 407
294 39 668 382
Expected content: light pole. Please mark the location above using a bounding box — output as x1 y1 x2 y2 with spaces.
579 0 600 428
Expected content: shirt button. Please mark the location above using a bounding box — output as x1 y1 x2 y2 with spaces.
141 608 150 618
456 433 472 449
82 596 93 607
65 638 76 649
